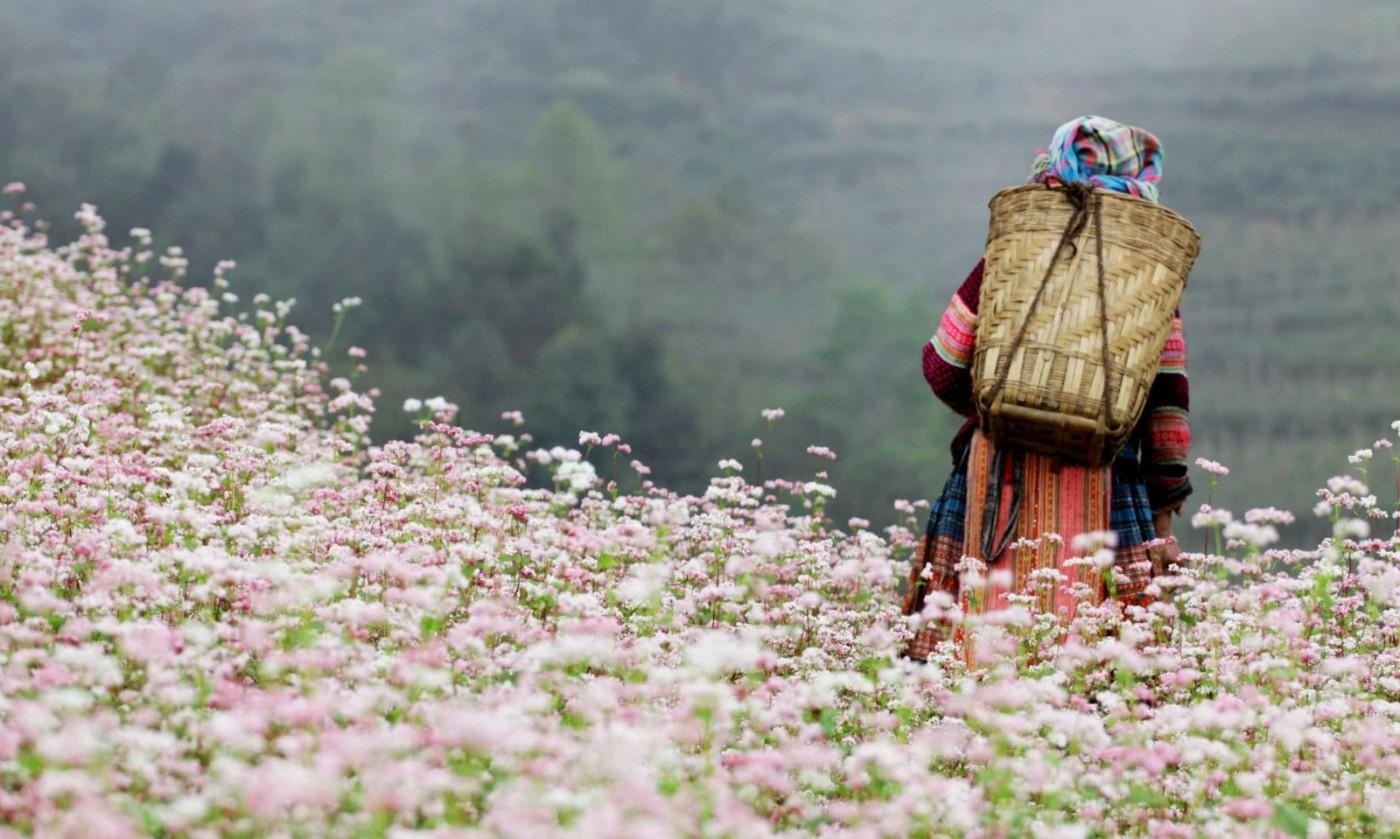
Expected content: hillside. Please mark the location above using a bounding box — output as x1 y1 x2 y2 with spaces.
0 0 1397 535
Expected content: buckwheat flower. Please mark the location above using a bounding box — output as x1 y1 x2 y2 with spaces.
806 445 837 461
1223 521 1280 548
1376 439 1392 450
1326 475 1368 496
848 517 869 530
403 398 423 413
1393 419 1400 434
803 481 836 498
1194 457 1230 477
1070 530 1118 553
1348 448 1373 465
579 431 603 446
101 518 142 549
281 462 337 493
2 181 25 194
761 407 785 422
550 446 580 463
687 631 763 676
1244 507 1295 526
557 459 598 493
128 226 151 243
347 346 367 358
333 295 363 312
718 458 743 472
1334 519 1370 540
630 460 651 476
424 396 451 413
501 410 525 426
1191 507 1233 528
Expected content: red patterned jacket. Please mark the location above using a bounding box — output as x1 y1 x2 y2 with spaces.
923 258 1192 513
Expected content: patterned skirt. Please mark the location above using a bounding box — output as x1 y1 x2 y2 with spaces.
902 430 1160 662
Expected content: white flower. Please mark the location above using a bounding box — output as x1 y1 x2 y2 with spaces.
1194 457 1230 477
1244 507 1295 526
1191 507 1233 528
1334 519 1370 541
1223 521 1280 548
1326 476 1368 496
1347 448 1373 465
557 460 598 494
718 459 743 472
687 631 763 676
101 518 143 548
1070 530 1118 552
402 398 423 413
281 462 337 493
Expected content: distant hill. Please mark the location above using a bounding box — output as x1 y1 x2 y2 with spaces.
1 0 1396 535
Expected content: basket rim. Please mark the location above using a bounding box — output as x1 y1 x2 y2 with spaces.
988 183 1200 241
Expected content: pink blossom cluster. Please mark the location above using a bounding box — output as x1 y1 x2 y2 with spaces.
0 200 1399 836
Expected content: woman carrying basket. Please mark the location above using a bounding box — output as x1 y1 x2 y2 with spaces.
902 116 1195 662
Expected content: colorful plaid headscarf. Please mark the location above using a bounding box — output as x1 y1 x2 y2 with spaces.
1029 115 1163 204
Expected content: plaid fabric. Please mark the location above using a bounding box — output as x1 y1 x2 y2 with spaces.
900 463 968 661
901 440 1162 662
1029 115 1163 203
900 460 968 616
1108 447 1159 599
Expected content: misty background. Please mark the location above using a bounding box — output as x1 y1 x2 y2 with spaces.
2 0 1397 539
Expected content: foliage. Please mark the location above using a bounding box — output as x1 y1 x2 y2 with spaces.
1 0 1398 534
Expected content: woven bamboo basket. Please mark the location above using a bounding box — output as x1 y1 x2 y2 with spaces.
973 184 1201 464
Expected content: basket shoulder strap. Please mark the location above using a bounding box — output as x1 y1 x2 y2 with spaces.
983 182 1096 411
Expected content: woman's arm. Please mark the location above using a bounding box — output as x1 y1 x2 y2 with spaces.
922 258 984 417
1142 313 1194 528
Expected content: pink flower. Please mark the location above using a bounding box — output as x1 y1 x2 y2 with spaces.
1195 457 1230 477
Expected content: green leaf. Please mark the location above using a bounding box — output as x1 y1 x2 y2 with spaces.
280 617 323 650
420 614 446 637
1272 801 1311 838
16 746 43 777
1123 784 1171 809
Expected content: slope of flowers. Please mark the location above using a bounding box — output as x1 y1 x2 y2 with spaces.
0 191 1398 838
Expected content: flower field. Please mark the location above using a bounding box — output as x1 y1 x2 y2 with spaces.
1 190 1398 838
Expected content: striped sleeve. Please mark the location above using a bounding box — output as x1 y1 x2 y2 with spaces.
922 259 984 418
1141 313 1193 512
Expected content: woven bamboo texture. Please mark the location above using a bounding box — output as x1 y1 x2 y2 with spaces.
973 184 1201 464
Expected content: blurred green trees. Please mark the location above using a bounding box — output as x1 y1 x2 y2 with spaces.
1 0 1397 534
